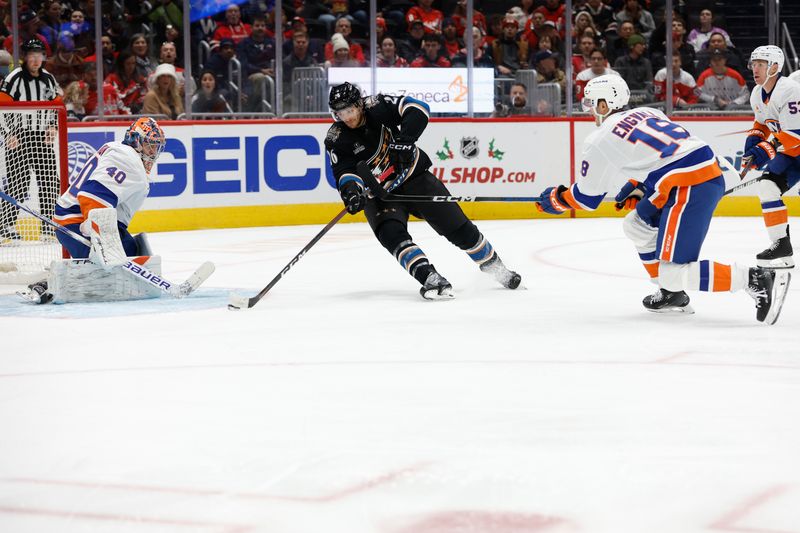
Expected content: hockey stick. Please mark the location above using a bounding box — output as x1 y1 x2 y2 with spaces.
356 161 543 203
0 190 214 298
228 166 413 310
227 207 348 310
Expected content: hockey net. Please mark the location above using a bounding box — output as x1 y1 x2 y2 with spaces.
0 100 68 284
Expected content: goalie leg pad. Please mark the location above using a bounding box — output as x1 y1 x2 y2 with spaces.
86 208 127 269
48 256 163 303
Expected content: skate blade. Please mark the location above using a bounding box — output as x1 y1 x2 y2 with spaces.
757 257 795 269
421 287 455 301
645 304 695 315
15 289 40 304
764 271 791 325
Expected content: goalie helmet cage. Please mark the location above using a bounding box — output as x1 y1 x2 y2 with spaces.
0 100 69 284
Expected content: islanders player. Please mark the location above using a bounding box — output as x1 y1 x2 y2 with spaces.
741 45 800 269
535 75 791 324
18 117 166 303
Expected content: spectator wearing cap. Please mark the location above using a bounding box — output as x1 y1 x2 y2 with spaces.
654 51 698 107
533 0 566 39
376 36 408 68
410 33 450 68
533 49 566 93
687 8 732 53
3 10 53 56
239 15 276 112
325 33 361 68
694 31 745 77
205 38 238 103
104 50 146 114
212 4 252 46
129 33 156 80
613 33 652 91
398 19 426 62
406 0 444 35
695 48 749 110
142 62 183 119
575 48 619 101
492 18 529 76
282 17 325 60
577 0 614 33
45 31 83 88
451 27 495 69
614 0 655 40
452 0 487 39
441 18 462 60
606 20 633 68
538 20 563 54
323 18 365 66
148 41 195 98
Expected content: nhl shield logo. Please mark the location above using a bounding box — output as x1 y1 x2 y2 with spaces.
460 137 479 159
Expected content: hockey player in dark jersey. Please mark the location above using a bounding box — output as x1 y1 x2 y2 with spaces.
324 82 521 300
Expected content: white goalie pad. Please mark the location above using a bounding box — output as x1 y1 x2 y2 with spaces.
48 256 163 303
85 207 127 268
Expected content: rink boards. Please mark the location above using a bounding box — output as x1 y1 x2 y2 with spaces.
66 118 797 233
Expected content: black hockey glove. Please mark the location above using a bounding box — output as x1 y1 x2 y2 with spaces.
339 180 366 214
388 141 415 172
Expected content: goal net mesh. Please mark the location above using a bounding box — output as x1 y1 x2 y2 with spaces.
0 103 67 284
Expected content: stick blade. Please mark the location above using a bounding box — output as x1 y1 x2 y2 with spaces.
175 261 215 297
227 292 253 311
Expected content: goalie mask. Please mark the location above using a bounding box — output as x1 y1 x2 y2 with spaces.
123 117 166 173
582 75 630 124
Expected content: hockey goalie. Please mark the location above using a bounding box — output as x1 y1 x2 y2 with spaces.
19 117 183 304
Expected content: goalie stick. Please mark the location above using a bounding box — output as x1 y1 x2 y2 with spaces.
228 166 412 310
356 162 542 203
0 190 214 298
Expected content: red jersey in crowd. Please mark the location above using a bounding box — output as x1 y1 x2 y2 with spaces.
406 6 444 33
654 67 698 105
213 22 252 45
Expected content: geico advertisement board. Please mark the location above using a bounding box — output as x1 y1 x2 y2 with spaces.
572 118 799 197
328 68 495 113
67 121 568 210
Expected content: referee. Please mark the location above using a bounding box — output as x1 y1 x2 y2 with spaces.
0 38 61 240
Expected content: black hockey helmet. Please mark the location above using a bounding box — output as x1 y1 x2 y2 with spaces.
328 82 362 112
21 38 46 54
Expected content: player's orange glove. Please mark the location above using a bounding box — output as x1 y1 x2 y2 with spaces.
614 180 646 211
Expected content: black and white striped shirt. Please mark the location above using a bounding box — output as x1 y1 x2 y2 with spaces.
0 66 61 131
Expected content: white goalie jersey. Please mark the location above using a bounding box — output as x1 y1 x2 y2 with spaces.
54 141 150 229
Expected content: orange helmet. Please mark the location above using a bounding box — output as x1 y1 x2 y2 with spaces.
123 117 166 170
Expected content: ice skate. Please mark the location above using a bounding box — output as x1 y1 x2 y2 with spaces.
747 267 791 325
420 268 454 300
756 228 794 269
16 280 53 304
480 255 522 289
642 288 694 314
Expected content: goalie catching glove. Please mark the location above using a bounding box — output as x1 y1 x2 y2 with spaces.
614 180 646 211
81 207 128 268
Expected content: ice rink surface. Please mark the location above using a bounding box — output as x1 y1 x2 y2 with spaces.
1 215 799 533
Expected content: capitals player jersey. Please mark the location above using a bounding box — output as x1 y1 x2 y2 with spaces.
568 107 721 210
54 141 150 228
324 94 431 190
749 75 800 158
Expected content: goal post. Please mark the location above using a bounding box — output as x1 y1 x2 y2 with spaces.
0 99 69 284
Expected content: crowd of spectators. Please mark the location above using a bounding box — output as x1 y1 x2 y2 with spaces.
0 0 763 119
